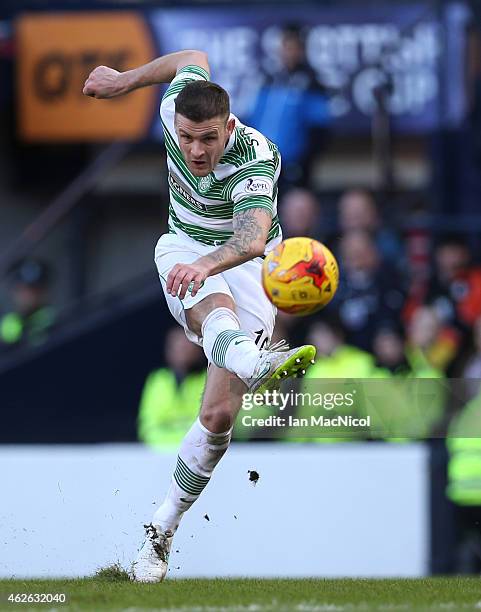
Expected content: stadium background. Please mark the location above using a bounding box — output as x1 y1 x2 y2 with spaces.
1 0 481 580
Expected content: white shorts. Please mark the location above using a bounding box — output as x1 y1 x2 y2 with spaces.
154 231 276 348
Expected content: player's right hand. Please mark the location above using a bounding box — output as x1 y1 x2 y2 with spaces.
167 261 210 300
83 66 126 99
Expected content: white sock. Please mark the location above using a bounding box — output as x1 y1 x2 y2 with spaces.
201 307 260 378
153 418 232 533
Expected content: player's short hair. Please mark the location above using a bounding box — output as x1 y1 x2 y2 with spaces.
174 81 230 123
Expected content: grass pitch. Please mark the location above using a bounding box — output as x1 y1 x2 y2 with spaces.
0 575 480 611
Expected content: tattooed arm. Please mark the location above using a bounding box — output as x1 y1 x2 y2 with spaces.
202 207 271 271
167 207 272 299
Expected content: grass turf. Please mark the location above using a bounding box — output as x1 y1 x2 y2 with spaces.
0 576 480 611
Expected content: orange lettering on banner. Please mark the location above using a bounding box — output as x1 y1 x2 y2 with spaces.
17 12 157 142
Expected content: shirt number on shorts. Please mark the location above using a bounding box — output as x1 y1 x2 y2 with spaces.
254 329 269 350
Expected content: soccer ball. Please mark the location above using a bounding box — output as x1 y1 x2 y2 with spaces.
262 237 339 315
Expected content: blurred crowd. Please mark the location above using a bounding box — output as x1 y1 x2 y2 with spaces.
275 186 481 383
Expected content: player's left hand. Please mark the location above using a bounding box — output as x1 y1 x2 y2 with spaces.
167 261 210 300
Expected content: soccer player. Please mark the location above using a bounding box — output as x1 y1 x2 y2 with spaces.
83 50 316 582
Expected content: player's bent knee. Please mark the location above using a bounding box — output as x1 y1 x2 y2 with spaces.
186 293 236 336
200 401 236 434
203 293 236 309
188 293 236 317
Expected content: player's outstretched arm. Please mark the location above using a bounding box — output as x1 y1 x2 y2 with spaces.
82 50 209 99
167 207 272 300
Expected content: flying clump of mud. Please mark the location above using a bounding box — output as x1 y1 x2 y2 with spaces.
248 470 260 485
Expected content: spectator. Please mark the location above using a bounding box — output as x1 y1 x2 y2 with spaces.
372 327 409 375
334 230 405 353
279 188 322 239
408 235 481 375
405 306 458 374
373 324 446 440
138 327 206 450
297 317 377 442
249 24 330 188
426 235 481 330
338 188 404 266
306 316 376 378
0 257 56 352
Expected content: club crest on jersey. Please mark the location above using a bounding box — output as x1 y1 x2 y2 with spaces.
245 178 271 195
198 174 213 193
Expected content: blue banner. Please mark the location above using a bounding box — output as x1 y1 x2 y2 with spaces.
149 2 470 135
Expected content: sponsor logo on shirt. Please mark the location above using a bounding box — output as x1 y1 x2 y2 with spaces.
244 178 271 195
169 172 207 212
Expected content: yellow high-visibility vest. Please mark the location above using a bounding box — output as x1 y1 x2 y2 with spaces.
447 394 481 506
138 368 206 450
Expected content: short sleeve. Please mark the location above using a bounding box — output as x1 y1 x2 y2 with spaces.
229 162 277 216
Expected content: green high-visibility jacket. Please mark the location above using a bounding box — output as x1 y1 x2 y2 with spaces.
138 368 206 450
293 345 380 442
382 347 445 442
0 307 56 347
447 394 481 505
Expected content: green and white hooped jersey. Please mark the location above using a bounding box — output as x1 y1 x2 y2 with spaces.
160 65 282 252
